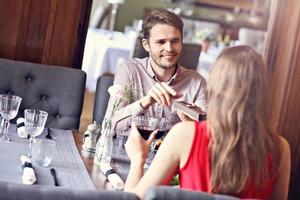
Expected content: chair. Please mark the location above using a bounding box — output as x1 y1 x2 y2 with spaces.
145 186 239 200
132 40 201 70
179 43 202 70
92 74 114 124
0 58 86 130
0 181 139 200
131 36 149 59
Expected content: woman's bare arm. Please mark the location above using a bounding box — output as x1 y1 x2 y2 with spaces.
270 136 291 200
124 121 195 199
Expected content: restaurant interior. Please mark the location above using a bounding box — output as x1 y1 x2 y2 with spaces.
0 0 299 199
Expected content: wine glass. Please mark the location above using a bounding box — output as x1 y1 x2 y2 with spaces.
24 109 48 158
132 115 170 167
0 94 22 143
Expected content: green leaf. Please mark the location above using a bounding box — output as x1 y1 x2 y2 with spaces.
169 174 179 186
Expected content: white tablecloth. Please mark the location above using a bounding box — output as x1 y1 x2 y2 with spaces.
82 28 136 92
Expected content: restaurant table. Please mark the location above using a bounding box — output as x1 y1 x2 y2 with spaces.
82 28 136 92
0 126 96 190
74 130 130 190
0 124 130 190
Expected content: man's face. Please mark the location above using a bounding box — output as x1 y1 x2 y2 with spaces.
143 24 182 70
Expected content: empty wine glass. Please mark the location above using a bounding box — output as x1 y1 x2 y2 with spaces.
24 109 48 158
0 94 22 143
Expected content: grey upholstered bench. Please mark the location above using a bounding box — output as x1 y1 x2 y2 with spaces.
0 58 86 130
0 181 139 200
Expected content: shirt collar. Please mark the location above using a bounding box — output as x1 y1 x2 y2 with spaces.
146 58 180 84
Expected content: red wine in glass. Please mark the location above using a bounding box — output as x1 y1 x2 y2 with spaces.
138 128 169 140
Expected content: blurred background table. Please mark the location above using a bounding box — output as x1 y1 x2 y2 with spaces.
82 28 136 92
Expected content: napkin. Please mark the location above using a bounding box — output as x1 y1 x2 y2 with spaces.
17 118 28 139
20 155 36 185
100 163 124 190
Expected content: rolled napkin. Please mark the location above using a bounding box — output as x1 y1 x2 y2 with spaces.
20 155 36 185
100 163 124 190
17 118 28 139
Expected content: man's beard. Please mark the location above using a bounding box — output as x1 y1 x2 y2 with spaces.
150 52 179 70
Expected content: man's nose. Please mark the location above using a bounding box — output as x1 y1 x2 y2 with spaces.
164 42 173 51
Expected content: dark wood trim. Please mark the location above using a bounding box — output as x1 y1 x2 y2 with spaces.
0 0 92 68
72 0 93 69
265 0 300 199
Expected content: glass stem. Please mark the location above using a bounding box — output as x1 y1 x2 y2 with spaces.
0 118 5 135
1 118 10 142
28 136 33 158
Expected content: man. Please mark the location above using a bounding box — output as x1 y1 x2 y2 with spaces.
104 8 207 131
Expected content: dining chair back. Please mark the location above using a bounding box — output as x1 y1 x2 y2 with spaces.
145 186 239 200
92 74 114 124
179 43 202 70
0 181 139 200
131 40 201 70
131 36 149 59
0 58 86 130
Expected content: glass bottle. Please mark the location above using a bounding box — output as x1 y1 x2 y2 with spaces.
94 119 113 165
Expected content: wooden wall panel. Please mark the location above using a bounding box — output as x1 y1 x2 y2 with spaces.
265 0 300 199
43 0 81 66
0 0 92 68
15 0 52 63
0 0 23 58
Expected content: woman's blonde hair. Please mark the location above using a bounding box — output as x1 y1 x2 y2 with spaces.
207 46 280 194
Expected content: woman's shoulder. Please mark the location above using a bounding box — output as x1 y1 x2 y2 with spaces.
277 135 290 158
168 121 207 140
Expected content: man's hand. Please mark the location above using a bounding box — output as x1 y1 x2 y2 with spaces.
140 82 182 109
125 123 157 165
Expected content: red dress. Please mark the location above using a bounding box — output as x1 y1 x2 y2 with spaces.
179 121 276 199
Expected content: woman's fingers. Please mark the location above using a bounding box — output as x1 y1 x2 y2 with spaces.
147 129 158 146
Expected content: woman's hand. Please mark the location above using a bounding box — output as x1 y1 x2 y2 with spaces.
125 122 157 165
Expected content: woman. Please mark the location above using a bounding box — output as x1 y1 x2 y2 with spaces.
124 46 290 200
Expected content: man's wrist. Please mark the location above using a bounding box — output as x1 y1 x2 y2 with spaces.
140 96 151 109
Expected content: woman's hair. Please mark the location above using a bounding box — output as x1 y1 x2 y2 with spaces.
207 46 280 194
142 8 183 40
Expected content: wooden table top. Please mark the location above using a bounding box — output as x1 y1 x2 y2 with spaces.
73 130 111 190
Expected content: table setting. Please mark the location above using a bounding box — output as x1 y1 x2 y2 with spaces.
0 94 95 190
81 114 172 190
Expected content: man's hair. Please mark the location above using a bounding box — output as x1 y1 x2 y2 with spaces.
142 8 183 40
207 45 281 194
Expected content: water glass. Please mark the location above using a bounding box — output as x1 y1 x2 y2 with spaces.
32 138 56 167
25 109 48 158
113 130 129 159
